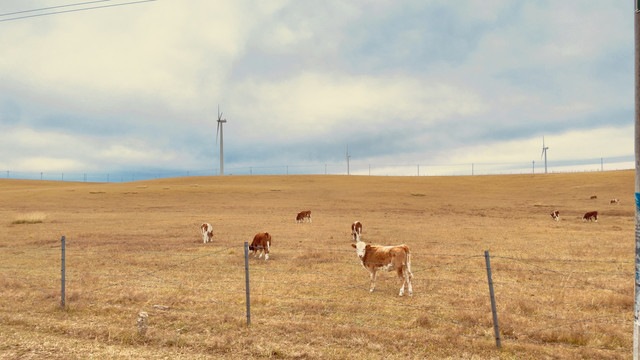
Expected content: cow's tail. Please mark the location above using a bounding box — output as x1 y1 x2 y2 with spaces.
403 245 413 278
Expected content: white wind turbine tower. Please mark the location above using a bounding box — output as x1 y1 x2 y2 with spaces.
216 105 227 176
541 136 549 174
346 145 351 175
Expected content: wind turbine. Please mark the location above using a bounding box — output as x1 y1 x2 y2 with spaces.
346 145 351 175
541 136 549 174
216 105 227 176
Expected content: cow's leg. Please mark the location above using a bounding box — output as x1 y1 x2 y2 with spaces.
265 242 270 260
403 266 413 296
369 269 377 292
397 268 406 296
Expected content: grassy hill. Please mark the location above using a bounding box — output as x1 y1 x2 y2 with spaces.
0 171 634 359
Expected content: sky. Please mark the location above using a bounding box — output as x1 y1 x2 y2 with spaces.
0 1 634 179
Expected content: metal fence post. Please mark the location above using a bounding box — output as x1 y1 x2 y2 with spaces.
484 250 501 348
61 236 66 309
244 241 251 325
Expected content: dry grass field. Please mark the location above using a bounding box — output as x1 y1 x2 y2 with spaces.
0 171 634 359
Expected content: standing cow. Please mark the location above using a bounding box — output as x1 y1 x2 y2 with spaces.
249 232 272 260
201 223 213 243
550 210 559 222
351 221 363 241
296 210 312 223
351 241 413 296
583 211 598 222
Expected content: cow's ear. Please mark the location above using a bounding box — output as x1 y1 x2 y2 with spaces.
365 245 371 251
351 243 357 248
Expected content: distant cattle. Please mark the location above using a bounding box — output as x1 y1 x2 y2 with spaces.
296 210 312 223
249 232 272 260
610 199 619 205
201 223 213 243
550 210 559 222
583 211 598 222
351 241 413 296
351 221 363 241
590 195 598 200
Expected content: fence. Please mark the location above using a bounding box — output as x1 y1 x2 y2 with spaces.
0 236 632 356
0 155 634 182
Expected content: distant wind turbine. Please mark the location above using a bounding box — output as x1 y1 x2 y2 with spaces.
346 145 351 175
541 136 549 174
216 105 227 176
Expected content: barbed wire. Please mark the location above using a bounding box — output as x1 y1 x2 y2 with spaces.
1 240 629 355
2 241 631 265
494 293 631 310
501 336 628 353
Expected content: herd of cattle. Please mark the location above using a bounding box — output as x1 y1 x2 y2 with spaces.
199 211 413 296
199 196 618 297
549 196 619 223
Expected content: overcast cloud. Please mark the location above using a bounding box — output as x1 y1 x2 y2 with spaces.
0 1 633 178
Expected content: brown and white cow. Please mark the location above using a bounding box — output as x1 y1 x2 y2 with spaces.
351 241 413 296
201 223 213 243
550 210 559 222
351 221 363 241
583 211 598 222
296 210 312 223
249 232 272 260
610 198 619 205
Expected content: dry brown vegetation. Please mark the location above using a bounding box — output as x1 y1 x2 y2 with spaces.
0 171 633 359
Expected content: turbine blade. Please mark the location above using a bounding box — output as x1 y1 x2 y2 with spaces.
216 122 220 144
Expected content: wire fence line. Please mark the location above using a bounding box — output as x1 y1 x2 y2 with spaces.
0 155 634 182
0 239 632 354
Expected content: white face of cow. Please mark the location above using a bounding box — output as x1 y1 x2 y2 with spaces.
353 241 367 260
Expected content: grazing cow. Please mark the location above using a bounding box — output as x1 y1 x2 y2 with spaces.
610 198 619 205
351 221 363 241
583 211 598 222
351 241 413 296
550 210 559 222
590 195 598 200
201 223 213 243
296 210 312 223
249 232 272 260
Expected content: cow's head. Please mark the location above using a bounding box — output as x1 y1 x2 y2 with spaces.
351 241 369 260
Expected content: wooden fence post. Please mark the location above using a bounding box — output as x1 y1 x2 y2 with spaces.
61 236 65 310
484 250 501 348
244 241 251 325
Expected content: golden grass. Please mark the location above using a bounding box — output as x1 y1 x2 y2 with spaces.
0 171 634 359
11 211 47 224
